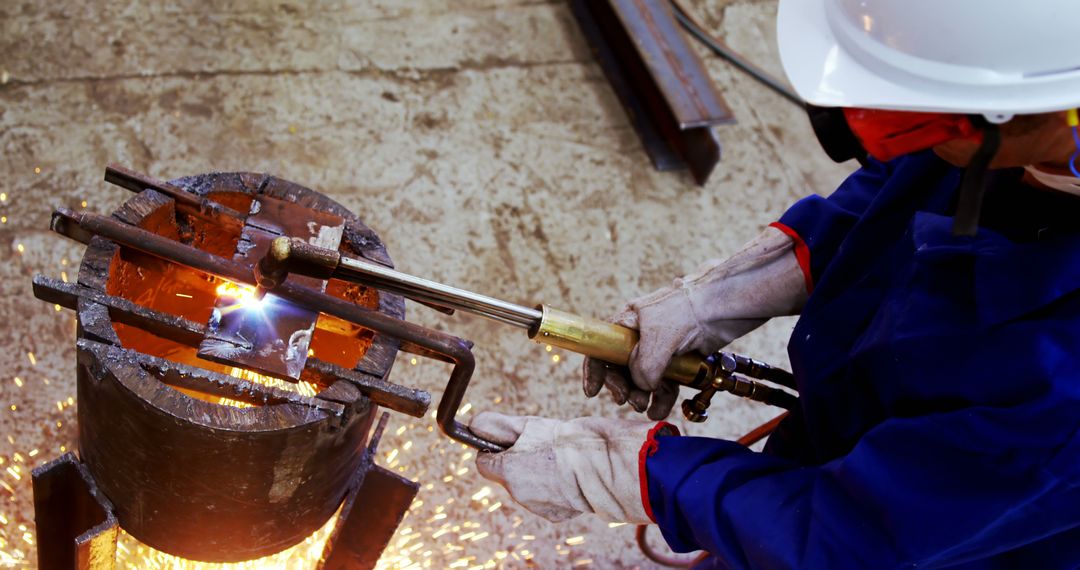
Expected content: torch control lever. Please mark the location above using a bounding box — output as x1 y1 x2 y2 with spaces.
255 237 798 423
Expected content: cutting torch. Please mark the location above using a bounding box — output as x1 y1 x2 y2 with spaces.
254 237 797 422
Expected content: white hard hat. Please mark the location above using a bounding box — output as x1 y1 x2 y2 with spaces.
777 0 1080 120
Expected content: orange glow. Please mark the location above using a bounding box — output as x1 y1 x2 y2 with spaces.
114 509 340 569
219 368 318 408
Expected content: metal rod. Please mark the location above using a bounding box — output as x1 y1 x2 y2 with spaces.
34 274 432 417
104 164 246 227
304 359 431 418
337 255 543 329
79 339 346 415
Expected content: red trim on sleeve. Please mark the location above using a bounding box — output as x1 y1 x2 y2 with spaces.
769 222 814 294
638 421 680 523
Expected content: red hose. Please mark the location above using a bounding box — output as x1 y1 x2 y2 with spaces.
737 412 788 447
636 524 707 568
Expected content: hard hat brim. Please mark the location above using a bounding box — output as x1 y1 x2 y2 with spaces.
777 0 1080 117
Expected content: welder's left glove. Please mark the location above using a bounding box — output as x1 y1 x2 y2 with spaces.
470 412 677 524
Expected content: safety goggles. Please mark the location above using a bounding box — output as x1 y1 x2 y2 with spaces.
806 105 984 164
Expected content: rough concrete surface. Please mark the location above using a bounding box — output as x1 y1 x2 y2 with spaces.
0 1 853 568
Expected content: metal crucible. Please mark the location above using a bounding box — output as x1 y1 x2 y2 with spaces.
46 171 419 562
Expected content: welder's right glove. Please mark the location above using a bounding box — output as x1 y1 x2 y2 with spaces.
583 226 809 419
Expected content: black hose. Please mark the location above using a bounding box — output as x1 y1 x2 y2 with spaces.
671 5 803 107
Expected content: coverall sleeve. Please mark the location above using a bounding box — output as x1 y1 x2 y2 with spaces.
644 394 1080 568
771 158 893 286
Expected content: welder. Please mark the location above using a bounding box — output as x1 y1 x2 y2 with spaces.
469 0 1080 567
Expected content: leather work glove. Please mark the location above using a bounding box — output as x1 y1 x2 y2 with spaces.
584 226 808 419
470 412 677 524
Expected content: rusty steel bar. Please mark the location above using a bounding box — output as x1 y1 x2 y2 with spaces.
104 164 245 228
77 339 347 416
612 0 731 129
34 275 208 348
303 358 430 419
51 208 501 452
33 274 431 418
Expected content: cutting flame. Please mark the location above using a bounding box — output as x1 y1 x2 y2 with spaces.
215 282 267 314
211 281 320 408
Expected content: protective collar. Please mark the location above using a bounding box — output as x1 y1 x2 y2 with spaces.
1024 166 1080 197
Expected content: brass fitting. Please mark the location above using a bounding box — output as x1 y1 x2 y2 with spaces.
681 391 714 423
527 305 713 388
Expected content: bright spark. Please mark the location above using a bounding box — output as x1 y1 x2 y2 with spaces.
215 282 267 314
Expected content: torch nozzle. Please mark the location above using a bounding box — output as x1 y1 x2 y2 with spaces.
253 236 294 299
253 236 343 299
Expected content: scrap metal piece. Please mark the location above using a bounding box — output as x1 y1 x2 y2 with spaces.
570 0 734 184
321 466 419 570
198 195 345 380
32 452 119 570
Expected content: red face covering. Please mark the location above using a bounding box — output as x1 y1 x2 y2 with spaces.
842 108 983 162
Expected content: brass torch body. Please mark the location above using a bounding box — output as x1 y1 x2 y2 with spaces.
528 305 712 388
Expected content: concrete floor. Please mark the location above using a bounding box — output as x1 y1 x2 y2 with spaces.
0 1 852 568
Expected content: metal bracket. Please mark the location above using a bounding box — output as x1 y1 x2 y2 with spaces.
318 413 420 570
32 453 119 570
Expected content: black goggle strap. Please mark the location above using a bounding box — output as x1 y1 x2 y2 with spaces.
952 120 1001 237
805 104 869 167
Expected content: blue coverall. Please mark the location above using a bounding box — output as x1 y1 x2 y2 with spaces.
644 152 1080 569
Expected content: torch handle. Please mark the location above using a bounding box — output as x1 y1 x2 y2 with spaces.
527 305 713 389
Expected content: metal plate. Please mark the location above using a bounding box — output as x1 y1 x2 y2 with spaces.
198 195 345 380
